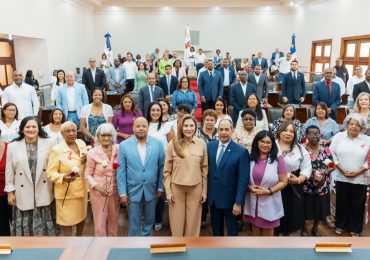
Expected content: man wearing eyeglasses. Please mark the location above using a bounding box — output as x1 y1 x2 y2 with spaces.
82 58 107 102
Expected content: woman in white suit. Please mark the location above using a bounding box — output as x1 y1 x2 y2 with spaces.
5 116 58 236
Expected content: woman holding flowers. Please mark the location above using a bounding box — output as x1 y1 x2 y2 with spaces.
303 125 335 236
85 123 120 236
46 121 87 236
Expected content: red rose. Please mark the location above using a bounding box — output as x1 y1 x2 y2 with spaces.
301 137 307 143
90 140 94 146
112 162 120 169
328 162 335 168
325 147 331 155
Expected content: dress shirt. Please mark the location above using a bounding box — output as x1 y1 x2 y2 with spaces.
136 139 147 165
123 61 138 79
291 70 298 79
148 85 155 102
114 67 121 83
240 82 247 96
66 84 76 111
320 76 346 95
195 53 206 64
2 83 40 120
254 73 261 85
275 52 281 60
91 68 96 82
216 140 231 163
223 67 230 86
347 75 365 100
276 57 292 74
166 75 171 94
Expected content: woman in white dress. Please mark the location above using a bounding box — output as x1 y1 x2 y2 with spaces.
0 103 20 142
188 46 197 78
214 98 232 129
51 70 65 106
43 108 65 144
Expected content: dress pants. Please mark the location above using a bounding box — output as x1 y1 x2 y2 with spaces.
335 181 367 234
127 195 156 236
201 100 216 114
169 183 202 236
210 204 238 236
0 195 11 236
125 79 135 93
155 193 165 224
195 63 204 75
90 191 120 236
67 112 80 129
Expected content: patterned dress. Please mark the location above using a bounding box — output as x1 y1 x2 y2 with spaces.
87 115 107 143
272 118 304 141
11 142 59 236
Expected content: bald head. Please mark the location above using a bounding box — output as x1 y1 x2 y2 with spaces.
324 68 333 80
147 73 156 86
133 117 149 140
13 70 23 86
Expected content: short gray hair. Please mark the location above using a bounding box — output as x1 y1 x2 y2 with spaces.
217 119 233 130
343 112 367 132
60 121 77 133
94 123 117 145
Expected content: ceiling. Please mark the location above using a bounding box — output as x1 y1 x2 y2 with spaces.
71 0 322 14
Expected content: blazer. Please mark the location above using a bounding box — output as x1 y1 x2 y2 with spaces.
207 140 250 209
82 67 107 95
117 136 165 202
109 66 126 89
271 51 284 65
282 71 306 103
353 80 370 102
5 138 56 211
217 66 236 86
248 73 269 100
138 85 164 117
313 81 341 119
252 57 268 72
56 83 89 118
158 75 178 96
46 139 87 200
230 83 257 123
198 70 224 101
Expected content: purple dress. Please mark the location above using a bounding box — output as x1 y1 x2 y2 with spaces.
112 110 142 143
245 155 287 228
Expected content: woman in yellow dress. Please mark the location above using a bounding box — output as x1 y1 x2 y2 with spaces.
46 121 87 236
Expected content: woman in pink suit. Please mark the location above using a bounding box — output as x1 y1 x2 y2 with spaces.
85 123 120 236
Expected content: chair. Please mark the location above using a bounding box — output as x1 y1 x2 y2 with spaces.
311 74 323 83
302 92 313 105
267 82 275 92
105 93 123 110
38 107 53 126
305 82 314 92
269 108 283 124
262 107 270 123
295 107 308 123
336 107 347 124
341 94 349 105
267 92 281 108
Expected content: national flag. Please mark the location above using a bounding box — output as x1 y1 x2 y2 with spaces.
184 25 191 66
104 32 114 65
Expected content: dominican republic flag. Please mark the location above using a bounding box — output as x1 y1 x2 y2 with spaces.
184 25 191 66
104 32 114 65
290 33 297 59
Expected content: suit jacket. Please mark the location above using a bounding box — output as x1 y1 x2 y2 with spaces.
252 57 268 72
82 67 107 95
282 71 306 103
207 140 250 209
230 83 257 123
313 81 341 119
109 66 126 91
248 73 269 100
353 80 370 102
5 138 56 211
138 85 164 117
271 51 284 65
56 83 89 118
217 66 236 86
158 75 178 96
117 136 165 202
198 70 224 101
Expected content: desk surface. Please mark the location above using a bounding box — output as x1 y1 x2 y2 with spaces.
2 237 369 260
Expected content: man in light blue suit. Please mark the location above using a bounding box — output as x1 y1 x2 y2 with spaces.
207 119 250 236
198 59 224 113
251 52 268 73
56 71 89 128
109 58 126 93
117 117 165 236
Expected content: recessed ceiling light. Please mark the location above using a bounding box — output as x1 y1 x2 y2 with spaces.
215 6 219 10
290 1 294 7
164 6 169 11
266 6 271 10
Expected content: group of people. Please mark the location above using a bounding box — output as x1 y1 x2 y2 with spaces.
1 47 370 238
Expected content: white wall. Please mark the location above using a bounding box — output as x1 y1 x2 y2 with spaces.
292 0 370 70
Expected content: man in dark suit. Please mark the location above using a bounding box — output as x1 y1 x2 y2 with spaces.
207 119 249 236
158 64 178 102
82 58 107 102
251 52 268 73
270 48 284 66
230 71 257 125
218 58 236 105
313 68 341 120
282 60 306 105
138 73 164 117
198 60 224 113
248 64 268 103
353 68 370 101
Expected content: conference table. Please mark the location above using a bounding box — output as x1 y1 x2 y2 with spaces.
1 237 370 260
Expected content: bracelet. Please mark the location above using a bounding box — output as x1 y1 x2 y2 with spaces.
268 187 273 195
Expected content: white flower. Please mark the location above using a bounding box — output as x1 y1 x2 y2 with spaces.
72 166 80 173
101 160 109 168
323 159 332 166
86 145 93 151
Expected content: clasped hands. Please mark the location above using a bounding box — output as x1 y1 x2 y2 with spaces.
249 185 270 195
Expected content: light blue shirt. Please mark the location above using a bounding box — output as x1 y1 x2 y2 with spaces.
303 117 340 141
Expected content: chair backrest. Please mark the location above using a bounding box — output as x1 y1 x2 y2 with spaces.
302 92 313 105
305 82 314 92
341 94 349 105
295 107 308 123
312 74 323 83
267 92 281 107
269 108 283 123
336 107 347 124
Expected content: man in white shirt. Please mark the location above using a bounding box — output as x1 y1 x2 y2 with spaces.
122 53 138 92
347 66 365 105
3 71 39 120
275 52 292 83
195 48 206 75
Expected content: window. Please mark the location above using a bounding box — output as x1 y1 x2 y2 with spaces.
340 35 370 76
0 39 16 88
310 39 332 81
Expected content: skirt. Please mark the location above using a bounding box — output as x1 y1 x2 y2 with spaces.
304 192 330 221
11 201 59 236
55 195 87 226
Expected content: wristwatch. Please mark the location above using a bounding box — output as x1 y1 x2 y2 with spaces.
268 187 273 195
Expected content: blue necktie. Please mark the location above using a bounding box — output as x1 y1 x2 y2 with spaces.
217 144 225 166
150 87 155 102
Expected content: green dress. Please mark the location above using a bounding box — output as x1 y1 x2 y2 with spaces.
134 71 148 91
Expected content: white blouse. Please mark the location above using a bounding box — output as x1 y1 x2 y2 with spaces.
276 141 312 179
148 122 173 150
329 131 370 185
80 103 113 130
43 124 63 144
0 120 20 142
236 109 269 131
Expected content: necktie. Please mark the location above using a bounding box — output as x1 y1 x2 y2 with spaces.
294 71 297 80
217 144 225 166
167 76 171 94
176 70 179 78
150 87 154 102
